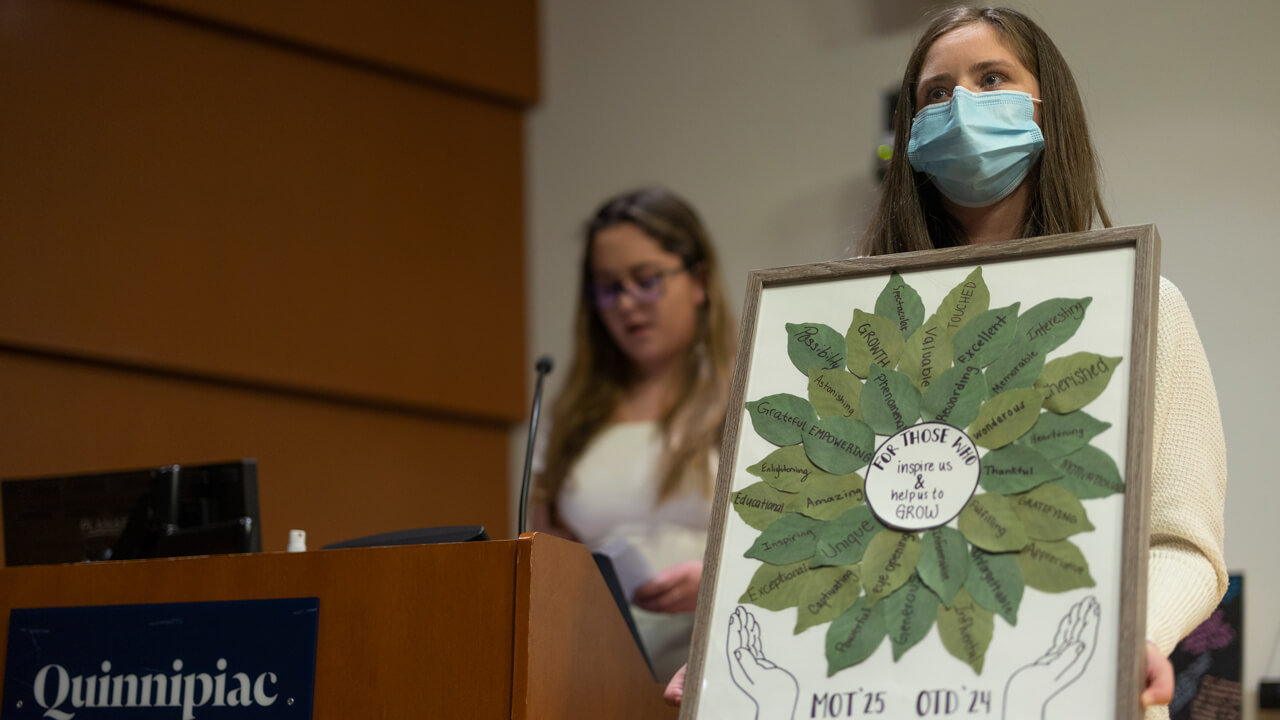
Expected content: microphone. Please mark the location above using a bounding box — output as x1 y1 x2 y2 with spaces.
518 355 554 534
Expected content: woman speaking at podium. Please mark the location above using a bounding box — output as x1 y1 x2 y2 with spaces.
532 187 737 681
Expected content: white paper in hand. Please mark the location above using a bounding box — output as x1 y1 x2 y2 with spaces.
598 537 656 602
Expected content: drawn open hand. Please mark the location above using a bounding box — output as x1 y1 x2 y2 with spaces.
1002 595 1100 720
727 606 799 720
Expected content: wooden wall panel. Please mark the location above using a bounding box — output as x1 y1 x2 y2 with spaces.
0 349 512 563
129 0 539 104
0 0 535 565
0 0 527 421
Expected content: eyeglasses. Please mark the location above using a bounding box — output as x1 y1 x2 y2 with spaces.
591 265 689 309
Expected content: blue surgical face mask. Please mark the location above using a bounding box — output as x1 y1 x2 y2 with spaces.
906 86 1044 208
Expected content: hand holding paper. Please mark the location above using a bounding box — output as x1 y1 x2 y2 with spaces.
633 560 702 614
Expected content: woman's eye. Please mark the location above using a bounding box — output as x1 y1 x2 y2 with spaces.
981 73 1004 88
635 274 664 291
926 87 951 104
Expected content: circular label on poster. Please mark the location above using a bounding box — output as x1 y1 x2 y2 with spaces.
863 422 981 531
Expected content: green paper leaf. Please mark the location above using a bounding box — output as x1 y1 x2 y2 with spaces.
1014 483 1094 541
812 505 882 567
882 574 941 660
1020 410 1111 459
786 322 848 374
731 481 795 530
958 493 1031 552
826 597 887 676
980 444 1061 495
967 388 1045 450
937 588 993 674
935 268 990 339
1017 540 1096 592
898 313 954 391
1017 297 1093 354
922 364 987 428
1036 353 1123 414
875 272 926 340
739 559 813 610
1052 445 1124 499
964 548 1024 626
745 513 825 565
803 415 877 475
952 303 1020 368
745 393 818 446
846 309 905 378
808 368 865 420
796 565 863 633
984 341 1047 397
861 530 922 606
785 472 866 521
747 446 824 493
918 527 971 607
861 367 922 435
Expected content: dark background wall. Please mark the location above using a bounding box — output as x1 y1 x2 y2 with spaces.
0 0 537 558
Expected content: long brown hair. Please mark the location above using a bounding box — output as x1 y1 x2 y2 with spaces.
859 6 1111 256
540 188 736 523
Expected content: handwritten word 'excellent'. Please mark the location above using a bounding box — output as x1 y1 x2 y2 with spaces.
955 311 1010 365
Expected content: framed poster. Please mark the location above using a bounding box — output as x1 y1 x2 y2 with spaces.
683 227 1159 720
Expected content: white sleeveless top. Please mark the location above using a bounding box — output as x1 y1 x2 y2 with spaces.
557 422 713 681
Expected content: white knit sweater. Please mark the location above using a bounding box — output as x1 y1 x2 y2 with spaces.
1145 277 1229 720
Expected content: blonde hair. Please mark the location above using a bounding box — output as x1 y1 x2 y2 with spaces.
540 188 736 524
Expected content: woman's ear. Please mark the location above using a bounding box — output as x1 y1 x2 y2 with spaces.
691 262 708 307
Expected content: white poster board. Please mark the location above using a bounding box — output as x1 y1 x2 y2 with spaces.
683 227 1159 720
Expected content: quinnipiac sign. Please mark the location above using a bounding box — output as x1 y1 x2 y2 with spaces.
2 598 318 720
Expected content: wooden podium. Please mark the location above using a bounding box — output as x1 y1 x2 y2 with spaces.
0 532 677 719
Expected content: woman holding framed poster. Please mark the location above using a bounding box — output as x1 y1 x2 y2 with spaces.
858 9 1227 717
669 7 1226 720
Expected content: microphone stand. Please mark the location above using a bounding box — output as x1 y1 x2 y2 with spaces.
517 356 554 534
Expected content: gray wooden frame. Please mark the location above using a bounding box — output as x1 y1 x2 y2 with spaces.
681 225 1159 720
